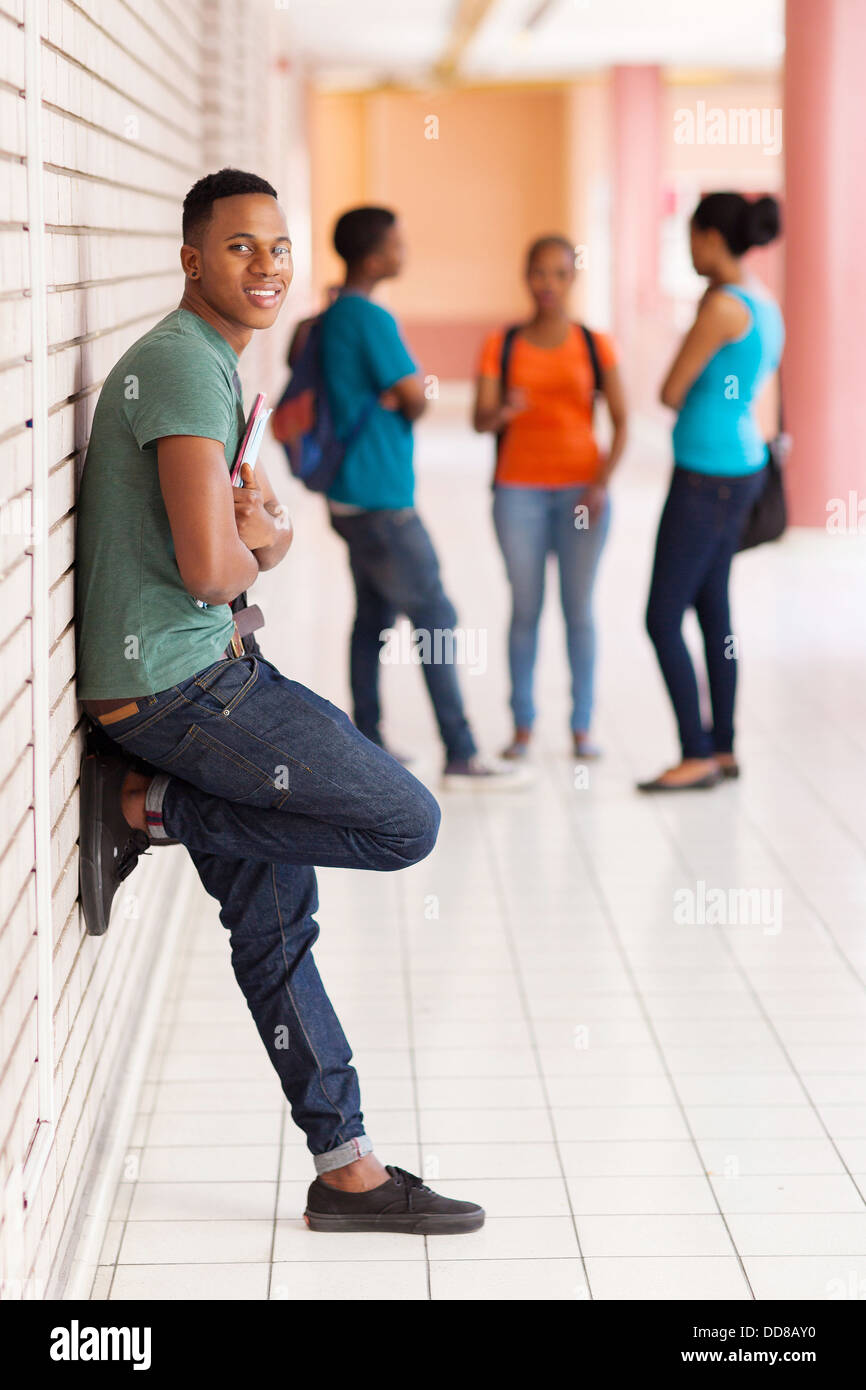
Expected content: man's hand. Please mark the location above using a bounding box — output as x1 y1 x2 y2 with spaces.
380 373 427 422
232 461 281 550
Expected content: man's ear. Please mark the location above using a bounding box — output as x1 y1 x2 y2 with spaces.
180 243 201 280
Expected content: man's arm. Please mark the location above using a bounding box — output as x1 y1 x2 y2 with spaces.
361 304 426 421
380 373 427 422
157 436 266 605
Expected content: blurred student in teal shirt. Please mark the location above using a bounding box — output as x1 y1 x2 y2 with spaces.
320 206 524 789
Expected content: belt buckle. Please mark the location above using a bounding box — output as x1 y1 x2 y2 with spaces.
229 624 244 659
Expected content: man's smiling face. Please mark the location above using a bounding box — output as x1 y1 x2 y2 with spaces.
186 192 293 329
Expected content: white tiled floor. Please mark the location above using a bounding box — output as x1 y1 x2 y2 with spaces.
91 405 866 1301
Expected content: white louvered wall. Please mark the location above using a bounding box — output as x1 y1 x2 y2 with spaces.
0 0 38 1300
0 0 310 1299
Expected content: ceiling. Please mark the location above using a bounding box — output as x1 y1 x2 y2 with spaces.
283 0 785 87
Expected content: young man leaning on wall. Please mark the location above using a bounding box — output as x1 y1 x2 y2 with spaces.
74 168 484 1236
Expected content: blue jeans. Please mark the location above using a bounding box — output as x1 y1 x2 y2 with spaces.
96 653 440 1171
645 463 767 759
330 508 476 762
492 484 611 733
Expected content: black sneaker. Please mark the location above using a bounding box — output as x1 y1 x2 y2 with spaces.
79 751 151 937
304 1165 485 1235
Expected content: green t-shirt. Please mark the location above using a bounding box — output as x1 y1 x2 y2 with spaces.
75 309 243 698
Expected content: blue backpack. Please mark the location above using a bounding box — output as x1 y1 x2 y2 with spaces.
272 314 377 493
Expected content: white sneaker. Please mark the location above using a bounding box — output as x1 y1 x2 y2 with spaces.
441 754 534 791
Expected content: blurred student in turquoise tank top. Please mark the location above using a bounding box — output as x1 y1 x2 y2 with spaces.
639 192 784 793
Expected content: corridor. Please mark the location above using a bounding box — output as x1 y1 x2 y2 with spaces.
88 406 866 1301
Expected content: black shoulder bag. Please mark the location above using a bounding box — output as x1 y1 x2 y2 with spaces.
737 378 789 551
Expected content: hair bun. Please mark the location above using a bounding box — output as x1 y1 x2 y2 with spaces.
744 195 781 249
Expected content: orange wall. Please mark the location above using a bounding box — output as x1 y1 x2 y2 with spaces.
308 90 367 313
308 75 784 386
310 86 570 378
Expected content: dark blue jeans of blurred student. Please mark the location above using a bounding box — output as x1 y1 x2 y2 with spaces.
645 463 766 759
330 508 477 762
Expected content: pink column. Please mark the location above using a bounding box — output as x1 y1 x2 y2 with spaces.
785 0 866 524
610 66 662 396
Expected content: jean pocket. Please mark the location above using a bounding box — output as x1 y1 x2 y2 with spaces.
190 655 260 714
157 722 283 805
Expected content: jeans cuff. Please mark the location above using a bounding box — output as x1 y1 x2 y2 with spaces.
144 773 176 843
313 1134 372 1175
446 733 478 762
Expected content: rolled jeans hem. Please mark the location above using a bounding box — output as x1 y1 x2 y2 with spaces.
313 1134 372 1174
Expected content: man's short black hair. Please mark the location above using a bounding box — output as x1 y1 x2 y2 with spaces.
183 168 278 244
333 206 396 267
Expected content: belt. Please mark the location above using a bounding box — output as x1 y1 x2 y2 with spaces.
83 605 264 726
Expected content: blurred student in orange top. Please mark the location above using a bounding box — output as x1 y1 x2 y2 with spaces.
474 235 628 761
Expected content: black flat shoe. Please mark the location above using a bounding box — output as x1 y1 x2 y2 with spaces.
79 751 151 936
637 769 722 793
304 1164 485 1235
717 760 740 780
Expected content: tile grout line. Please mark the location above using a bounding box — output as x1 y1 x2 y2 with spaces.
639 768 866 1218
102 901 205 1300
544 752 758 1299
726 731 866 992
394 872 432 1299
266 1101 289 1298
476 760 597 1299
